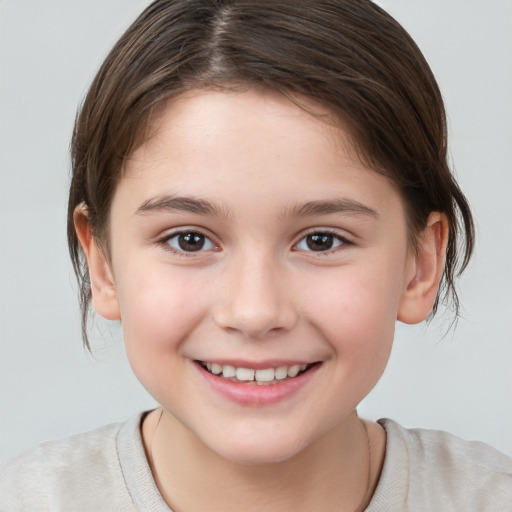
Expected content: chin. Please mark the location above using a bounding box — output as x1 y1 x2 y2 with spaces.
204 428 311 466
220 445 302 466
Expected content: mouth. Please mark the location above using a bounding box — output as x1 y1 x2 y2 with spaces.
197 361 318 385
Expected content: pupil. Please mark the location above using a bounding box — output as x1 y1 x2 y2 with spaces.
307 233 333 251
178 233 204 251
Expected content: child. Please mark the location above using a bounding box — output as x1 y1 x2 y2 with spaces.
1 0 511 510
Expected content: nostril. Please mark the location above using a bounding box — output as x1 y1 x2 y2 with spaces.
212 268 299 337
214 305 299 339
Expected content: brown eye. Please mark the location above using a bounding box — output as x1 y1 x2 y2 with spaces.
296 232 346 252
179 233 205 251
307 234 334 251
166 231 215 253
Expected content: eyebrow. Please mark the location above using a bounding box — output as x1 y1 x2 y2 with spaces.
135 195 378 220
136 195 228 217
284 199 379 219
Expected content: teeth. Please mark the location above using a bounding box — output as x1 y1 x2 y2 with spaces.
203 362 311 383
275 366 288 380
222 365 236 378
255 368 275 382
287 365 301 378
236 367 255 381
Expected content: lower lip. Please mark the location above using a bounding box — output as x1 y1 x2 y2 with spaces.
195 362 320 406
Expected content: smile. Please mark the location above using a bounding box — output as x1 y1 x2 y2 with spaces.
199 361 314 385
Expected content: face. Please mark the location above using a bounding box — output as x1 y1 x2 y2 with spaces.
100 89 419 464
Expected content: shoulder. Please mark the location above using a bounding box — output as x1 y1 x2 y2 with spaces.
0 418 139 511
382 419 512 480
368 419 512 511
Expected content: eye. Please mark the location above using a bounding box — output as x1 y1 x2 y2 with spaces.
165 231 216 253
295 231 348 252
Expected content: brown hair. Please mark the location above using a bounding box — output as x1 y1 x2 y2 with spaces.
68 0 474 349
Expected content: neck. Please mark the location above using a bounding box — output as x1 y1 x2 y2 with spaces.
142 408 384 512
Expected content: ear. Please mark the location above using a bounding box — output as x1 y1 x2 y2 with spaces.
74 206 121 320
397 212 449 324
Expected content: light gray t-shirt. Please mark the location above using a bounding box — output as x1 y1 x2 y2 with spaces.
1 412 511 511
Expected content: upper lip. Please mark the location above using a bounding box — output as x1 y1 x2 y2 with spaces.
195 359 318 369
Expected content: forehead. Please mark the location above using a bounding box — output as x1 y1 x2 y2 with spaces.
130 88 349 168
118 88 405 221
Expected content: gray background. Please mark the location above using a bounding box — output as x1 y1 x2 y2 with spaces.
1 0 511 463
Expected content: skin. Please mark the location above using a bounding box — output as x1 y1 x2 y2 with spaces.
75 88 448 511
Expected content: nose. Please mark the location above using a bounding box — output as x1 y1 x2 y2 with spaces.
213 252 298 339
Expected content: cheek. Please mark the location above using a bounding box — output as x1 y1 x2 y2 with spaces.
301 264 401 364
115 267 210 371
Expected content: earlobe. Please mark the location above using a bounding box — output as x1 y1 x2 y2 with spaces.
397 212 449 324
73 206 121 321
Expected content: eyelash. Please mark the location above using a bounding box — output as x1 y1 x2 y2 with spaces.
294 229 352 254
159 230 218 256
158 228 352 256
